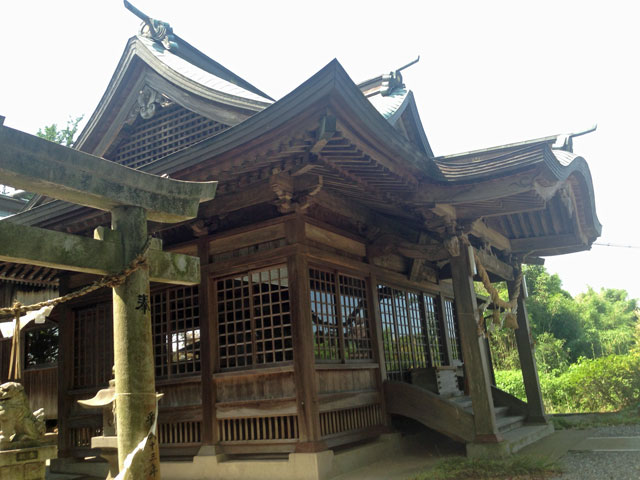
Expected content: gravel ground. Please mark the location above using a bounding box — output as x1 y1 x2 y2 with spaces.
550 424 640 480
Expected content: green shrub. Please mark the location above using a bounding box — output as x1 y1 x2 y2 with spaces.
495 353 640 413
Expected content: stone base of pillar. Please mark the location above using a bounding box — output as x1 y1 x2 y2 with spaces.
161 447 335 480
0 443 57 480
526 414 551 425
466 440 510 458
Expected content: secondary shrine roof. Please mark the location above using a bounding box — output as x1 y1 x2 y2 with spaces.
137 35 273 105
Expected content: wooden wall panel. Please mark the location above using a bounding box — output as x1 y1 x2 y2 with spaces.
316 367 378 395
214 369 295 404
157 381 202 408
23 366 58 419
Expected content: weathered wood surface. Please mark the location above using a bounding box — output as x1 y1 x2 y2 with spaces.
0 124 216 222
214 369 296 403
22 366 58 419
507 279 547 423
491 386 528 417
384 381 475 443
450 245 501 441
0 222 201 284
287 216 324 451
316 367 378 395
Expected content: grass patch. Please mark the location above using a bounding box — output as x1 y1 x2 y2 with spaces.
412 455 562 480
552 408 640 430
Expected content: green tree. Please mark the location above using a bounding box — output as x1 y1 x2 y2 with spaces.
36 115 83 146
534 332 569 373
575 287 638 357
523 265 586 360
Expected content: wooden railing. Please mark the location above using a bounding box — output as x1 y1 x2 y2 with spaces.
383 381 475 443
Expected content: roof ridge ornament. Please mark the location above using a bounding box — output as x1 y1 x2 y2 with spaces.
552 124 597 152
124 0 178 51
381 56 420 96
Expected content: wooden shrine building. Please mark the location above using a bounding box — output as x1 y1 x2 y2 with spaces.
0 13 601 480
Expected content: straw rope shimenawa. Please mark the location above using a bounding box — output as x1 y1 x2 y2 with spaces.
1 238 153 379
460 236 523 336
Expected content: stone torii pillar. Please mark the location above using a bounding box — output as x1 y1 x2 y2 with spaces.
0 122 217 476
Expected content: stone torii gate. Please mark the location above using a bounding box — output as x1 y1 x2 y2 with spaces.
0 120 217 477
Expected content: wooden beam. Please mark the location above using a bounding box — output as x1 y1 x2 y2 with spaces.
409 233 430 281
414 169 544 205
310 115 336 154
470 219 511 252
473 248 514 281
0 221 201 285
522 256 545 265
510 233 581 253
369 233 448 262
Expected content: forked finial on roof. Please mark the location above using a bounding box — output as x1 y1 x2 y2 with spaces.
124 0 178 51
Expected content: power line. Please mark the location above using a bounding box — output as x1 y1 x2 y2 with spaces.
593 242 640 249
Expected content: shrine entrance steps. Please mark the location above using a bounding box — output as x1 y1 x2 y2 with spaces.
383 381 554 456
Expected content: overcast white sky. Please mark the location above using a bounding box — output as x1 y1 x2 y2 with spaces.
1 1 638 300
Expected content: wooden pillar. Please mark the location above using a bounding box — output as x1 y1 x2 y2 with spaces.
198 239 217 445
366 274 392 429
56 276 74 458
507 277 547 423
111 206 160 473
450 244 501 442
437 294 454 366
286 216 325 452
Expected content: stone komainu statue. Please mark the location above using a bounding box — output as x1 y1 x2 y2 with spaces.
0 382 46 446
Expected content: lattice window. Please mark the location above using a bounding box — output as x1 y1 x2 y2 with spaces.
310 269 339 360
444 299 462 362
319 404 383 437
216 266 292 370
310 267 373 362
152 286 200 379
378 286 426 381
340 275 373 360
218 415 299 443
378 286 449 381
158 421 202 445
69 426 102 448
24 323 59 368
107 103 228 169
73 303 113 388
423 295 445 367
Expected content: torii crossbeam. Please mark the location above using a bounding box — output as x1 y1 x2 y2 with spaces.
0 122 217 478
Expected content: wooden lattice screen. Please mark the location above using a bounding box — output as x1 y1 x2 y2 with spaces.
218 415 299 443
107 103 228 169
423 295 446 367
151 286 200 379
443 299 462 362
378 286 449 381
319 404 383 437
379 287 427 382
310 268 373 362
216 266 293 370
73 303 113 388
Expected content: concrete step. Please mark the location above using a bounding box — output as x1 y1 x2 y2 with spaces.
449 396 473 410
497 415 525 433
502 422 555 453
494 406 510 418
